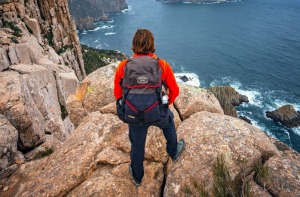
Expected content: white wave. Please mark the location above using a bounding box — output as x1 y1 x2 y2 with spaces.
100 25 115 29
247 118 275 138
95 45 102 49
235 88 262 107
175 73 200 87
88 27 101 32
121 6 132 13
292 127 300 136
199 0 241 4
103 43 109 46
105 32 116 36
106 20 114 23
265 99 300 112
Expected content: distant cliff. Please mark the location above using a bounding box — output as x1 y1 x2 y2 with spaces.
68 0 128 30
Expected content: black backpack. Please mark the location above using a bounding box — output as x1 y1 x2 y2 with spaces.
116 56 168 125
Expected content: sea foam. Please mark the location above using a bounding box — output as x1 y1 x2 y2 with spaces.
105 32 116 36
175 73 200 87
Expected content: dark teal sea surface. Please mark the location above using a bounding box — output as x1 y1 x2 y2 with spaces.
79 0 300 152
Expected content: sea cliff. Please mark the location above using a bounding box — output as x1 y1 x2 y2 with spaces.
0 0 85 168
68 0 128 30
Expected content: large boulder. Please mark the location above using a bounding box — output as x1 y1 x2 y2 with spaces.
10 64 74 141
0 71 46 150
0 112 167 196
67 62 119 127
266 104 300 128
263 152 300 197
174 85 224 120
0 114 18 171
164 111 280 196
207 86 249 117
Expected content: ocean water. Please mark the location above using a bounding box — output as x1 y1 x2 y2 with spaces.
79 0 300 152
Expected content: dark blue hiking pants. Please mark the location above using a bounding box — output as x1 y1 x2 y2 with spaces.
129 110 178 183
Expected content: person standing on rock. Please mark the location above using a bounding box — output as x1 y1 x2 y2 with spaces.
114 29 185 186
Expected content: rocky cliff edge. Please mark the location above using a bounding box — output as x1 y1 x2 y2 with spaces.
1 63 299 197
0 0 86 169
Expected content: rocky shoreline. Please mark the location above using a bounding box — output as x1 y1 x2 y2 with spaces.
68 0 128 30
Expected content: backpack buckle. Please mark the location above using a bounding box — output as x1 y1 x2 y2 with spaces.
138 112 144 121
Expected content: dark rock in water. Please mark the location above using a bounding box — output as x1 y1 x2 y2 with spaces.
179 75 189 82
266 104 300 128
239 116 252 124
68 0 128 30
207 86 249 117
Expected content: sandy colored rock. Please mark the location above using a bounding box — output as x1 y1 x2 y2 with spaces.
249 180 272 197
24 18 42 43
0 71 46 150
263 151 300 197
164 111 279 196
66 82 89 127
0 114 18 171
56 72 79 106
67 63 119 127
67 162 164 197
8 44 19 64
24 134 63 161
174 85 224 120
11 64 74 141
82 62 118 112
99 102 117 115
15 43 32 64
0 47 9 71
0 112 166 196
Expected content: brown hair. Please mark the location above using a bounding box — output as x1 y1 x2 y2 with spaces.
131 29 156 54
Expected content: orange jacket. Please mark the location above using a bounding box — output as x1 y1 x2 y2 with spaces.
114 53 179 105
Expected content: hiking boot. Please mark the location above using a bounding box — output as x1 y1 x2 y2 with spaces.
129 166 141 186
172 139 185 163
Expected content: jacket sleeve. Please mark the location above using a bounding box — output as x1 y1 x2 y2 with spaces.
159 59 179 105
114 60 127 100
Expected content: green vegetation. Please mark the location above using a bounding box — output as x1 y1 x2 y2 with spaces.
3 21 22 37
182 155 254 197
57 45 73 55
11 36 19 44
254 160 270 182
46 31 54 47
34 148 54 159
81 44 128 75
60 105 68 120
212 155 236 197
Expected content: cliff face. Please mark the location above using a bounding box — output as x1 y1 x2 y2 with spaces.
68 0 128 30
0 0 86 79
0 0 86 169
